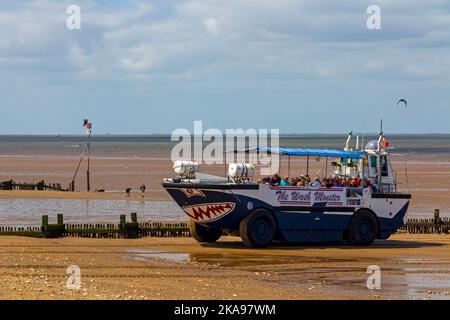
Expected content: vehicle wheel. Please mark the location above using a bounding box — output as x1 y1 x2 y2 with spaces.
239 209 276 248
346 210 379 246
189 219 222 243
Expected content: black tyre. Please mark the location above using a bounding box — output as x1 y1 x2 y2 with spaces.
346 210 379 246
239 209 276 248
189 219 222 243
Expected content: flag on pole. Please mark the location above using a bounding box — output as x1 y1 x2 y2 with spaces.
83 119 92 134
83 119 92 129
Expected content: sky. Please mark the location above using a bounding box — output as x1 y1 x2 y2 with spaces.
0 0 449 134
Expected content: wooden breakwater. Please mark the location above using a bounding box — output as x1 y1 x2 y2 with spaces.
0 226 42 237
399 210 450 234
0 179 69 191
0 210 448 239
0 213 191 239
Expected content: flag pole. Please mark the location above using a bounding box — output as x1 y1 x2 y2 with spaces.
83 119 92 192
71 144 87 191
87 129 91 192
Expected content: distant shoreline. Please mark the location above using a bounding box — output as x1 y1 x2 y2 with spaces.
0 133 450 138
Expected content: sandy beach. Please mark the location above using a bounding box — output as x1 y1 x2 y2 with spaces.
1 234 450 300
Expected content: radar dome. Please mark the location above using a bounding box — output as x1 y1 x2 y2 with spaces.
365 140 378 150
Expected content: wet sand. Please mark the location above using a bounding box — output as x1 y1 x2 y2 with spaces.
1 234 450 300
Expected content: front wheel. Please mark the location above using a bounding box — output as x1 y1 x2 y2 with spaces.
239 209 276 248
189 219 222 243
346 210 379 246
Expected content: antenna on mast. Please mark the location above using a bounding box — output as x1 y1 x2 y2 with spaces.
345 131 353 150
376 118 385 192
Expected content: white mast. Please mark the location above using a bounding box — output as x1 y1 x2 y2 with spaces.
377 119 384 192
345 131 353 150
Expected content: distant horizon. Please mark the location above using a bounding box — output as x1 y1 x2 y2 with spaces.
1 132 450 137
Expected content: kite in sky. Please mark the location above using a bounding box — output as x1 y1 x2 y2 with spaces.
397 98 407 107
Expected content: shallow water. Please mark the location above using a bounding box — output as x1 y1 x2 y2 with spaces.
126 248 354 266
129 249 190 263
0 199 186 225
0 198 443 225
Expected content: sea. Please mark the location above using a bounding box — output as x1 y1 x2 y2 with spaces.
0 134 449 159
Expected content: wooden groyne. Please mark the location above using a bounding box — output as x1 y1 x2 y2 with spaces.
0 213 190 238
0 180 69 191
399 210 450 234
0 210 448 239
0 226 42 237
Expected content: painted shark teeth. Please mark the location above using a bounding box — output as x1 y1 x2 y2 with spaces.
182 202 235 221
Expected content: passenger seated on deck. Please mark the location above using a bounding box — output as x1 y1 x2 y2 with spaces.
325 178 334 188
334 177 344 187
297 179 306 187
258 177 270 184
269 173 281 186
349 178 360 187
311 177 322 188
342 177 350 187
280 176 290 186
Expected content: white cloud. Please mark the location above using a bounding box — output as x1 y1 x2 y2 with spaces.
0 0 449 134
204 17 219 35
0 0 449 85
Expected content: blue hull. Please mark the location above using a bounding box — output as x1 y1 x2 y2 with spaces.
163 183 410 243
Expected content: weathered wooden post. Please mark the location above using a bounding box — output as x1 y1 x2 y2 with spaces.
42 215 49 227
434 209 440 220
41 215 48 237
57 214 64 225
119 213 140 238
40 214 65 238
434 209 441 234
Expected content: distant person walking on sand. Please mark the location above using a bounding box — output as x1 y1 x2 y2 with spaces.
140 184 146 199
125 188 131 198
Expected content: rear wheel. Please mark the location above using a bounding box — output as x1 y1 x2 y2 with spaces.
346 210 379 246
240 209 276 248
189 219 222 243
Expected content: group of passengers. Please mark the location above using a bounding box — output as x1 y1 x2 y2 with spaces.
258 173 370 188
